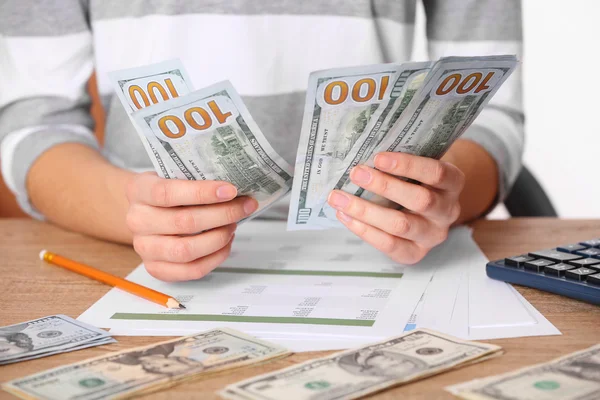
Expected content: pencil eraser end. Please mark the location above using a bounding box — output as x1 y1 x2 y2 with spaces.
39 250 47 260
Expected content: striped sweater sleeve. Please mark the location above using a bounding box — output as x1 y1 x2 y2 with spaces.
423 0 525 204
0 0 98 218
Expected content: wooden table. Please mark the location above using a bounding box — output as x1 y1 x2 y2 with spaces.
1 218 599 399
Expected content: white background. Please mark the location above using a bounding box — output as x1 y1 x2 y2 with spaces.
414 0 600 218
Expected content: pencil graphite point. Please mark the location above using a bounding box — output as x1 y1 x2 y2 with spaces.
39 249 47 261
179 304 187 309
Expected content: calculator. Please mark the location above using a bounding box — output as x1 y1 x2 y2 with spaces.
486 239 600 305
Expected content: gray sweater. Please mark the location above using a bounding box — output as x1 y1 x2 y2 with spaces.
0 0 524 219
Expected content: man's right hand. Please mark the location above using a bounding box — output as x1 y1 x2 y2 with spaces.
125 172 258 282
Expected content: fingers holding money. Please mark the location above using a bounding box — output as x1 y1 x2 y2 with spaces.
327 191 440 245
143 236 235 282
126 172 239 207
334 213 428 264
327 153 465 264
125 172 260 281
126 197 258 235
133 224 237 263
374 152 465 193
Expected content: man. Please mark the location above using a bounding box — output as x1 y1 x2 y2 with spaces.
0 1 523 281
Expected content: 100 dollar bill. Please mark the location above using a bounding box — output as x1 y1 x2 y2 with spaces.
3 328 290 400
109 59 195 180
221 328 501 400
305 62 432 229
447 344 600 400
311 55 518 226
132 81 294 215
287 64 404 230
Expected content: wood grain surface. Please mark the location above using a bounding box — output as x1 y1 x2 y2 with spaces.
1 218 599 399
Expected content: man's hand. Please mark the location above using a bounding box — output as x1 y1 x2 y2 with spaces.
327 152 465 265
125 173 258 281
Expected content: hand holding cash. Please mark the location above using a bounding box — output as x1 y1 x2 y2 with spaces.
111 56 516 280
125 173 257 281
287 56 516 263
110 61 291 282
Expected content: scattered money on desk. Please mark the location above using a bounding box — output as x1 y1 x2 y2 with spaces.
0 315 115 365
288 55 518 230
220 328 502 400
446 344 600 400
2 328 290 400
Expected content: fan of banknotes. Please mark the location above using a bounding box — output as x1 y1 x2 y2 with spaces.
109 55 517 229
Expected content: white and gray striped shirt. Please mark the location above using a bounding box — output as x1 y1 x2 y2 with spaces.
0 0 524 219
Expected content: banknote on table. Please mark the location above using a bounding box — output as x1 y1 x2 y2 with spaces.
220 328 502 400
0 315 115 365
307 55 518 228
446 344 600 400
3 327 290 400
132 81 294 216
109 59 195 180
287 64 406 230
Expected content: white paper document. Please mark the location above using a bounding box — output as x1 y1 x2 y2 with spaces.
402 228 560 340
79 222 559 351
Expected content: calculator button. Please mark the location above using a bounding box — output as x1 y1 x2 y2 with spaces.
528 249 582 263
586 264 600 272
580 239 600 247
567 258 600 268
565 267 597 281
523 259 555 273
574 248 600 257
543 263 576 277
587 273 600 286
557 243 587 253
505 255 534 268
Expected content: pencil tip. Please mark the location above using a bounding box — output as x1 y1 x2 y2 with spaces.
39 249 47 261
179 304 187 309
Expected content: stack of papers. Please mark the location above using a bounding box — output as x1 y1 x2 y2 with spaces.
79 222 559 351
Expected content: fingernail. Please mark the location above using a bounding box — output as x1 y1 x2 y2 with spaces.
328 191 350 210
243 199 258 215
216 185 237 200
351 166 372 185
374 154 396 171
337 211 352 223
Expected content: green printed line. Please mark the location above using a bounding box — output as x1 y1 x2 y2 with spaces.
215 267 403 278
110 313 375 327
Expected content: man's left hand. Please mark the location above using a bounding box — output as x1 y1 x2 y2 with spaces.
327 152 465 264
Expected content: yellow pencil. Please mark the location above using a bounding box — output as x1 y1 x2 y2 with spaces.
40 250 185 309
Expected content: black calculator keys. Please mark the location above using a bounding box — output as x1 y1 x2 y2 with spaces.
505 255 534 268
580 239 600 247
543 263 576 277
574 248 600 258
528 249 582 263
565 267 597 281
588 273 600 286
523 259 555 272
557 243 587 253
567 258 600 269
